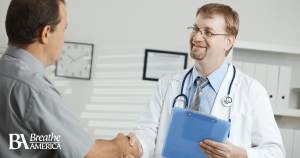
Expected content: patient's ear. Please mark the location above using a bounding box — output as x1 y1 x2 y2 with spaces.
40 26 51 44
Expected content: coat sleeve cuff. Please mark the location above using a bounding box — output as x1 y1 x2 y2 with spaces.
137 136 148 158
133 131 155 158
134 132 148 158
246 148 259 158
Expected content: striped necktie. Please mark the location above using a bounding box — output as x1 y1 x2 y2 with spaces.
189 77 209 111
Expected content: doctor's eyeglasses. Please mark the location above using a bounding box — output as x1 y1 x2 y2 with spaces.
187 27 228 38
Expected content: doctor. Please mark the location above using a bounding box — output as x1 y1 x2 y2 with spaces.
126 3 285 158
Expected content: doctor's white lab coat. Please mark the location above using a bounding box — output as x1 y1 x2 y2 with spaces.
132 64 285 158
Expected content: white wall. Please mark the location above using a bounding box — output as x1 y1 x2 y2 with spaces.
1 0 300 139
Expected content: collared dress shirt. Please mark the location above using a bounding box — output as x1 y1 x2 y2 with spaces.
0 45 95 158
186 60 229 114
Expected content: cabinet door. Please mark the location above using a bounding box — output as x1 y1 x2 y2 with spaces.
232 61 243 72
282 129 294 158
254 63 267 88
242 62 255 78
277 66 292 108
266 65 279 108
293 130 300 158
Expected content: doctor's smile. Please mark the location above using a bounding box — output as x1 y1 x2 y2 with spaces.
192 42 207 49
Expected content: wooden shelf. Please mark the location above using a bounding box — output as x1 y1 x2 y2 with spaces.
273 108 300 117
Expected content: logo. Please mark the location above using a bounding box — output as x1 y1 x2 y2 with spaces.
9 133 62 150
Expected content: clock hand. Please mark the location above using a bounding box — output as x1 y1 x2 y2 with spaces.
70 54 87 64
67 55 76 63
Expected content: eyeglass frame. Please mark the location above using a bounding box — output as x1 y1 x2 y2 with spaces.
187 26 228 37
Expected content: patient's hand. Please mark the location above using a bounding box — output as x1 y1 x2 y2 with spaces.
112 133 139 157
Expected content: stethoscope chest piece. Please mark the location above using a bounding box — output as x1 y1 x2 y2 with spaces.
222 95 232 107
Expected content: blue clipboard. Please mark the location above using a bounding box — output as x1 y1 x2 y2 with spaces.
161 107 231 158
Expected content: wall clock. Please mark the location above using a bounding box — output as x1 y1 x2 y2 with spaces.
55 41 94 80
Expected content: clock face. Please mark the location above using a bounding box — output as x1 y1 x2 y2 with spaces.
55 42 94 80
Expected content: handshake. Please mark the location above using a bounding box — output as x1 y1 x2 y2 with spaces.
113 132 142 158
84 132 142 158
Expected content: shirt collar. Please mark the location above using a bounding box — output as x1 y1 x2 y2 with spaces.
4 45 46 75
187 65 203 91
207 60 229 92
187 60 229 93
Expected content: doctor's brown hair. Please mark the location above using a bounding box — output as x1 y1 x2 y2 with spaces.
5 0 66 47
197 3 239 56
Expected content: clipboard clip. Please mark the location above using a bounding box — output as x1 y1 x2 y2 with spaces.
188 109 216 118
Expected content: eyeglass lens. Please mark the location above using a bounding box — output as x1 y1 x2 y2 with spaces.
187 27 211 37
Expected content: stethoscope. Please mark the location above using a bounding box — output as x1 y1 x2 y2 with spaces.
172 65 236 138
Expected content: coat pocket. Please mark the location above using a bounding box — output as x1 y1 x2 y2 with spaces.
229 112 252 149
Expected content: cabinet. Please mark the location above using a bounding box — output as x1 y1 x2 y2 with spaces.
227 40 300 116
228 41 300 158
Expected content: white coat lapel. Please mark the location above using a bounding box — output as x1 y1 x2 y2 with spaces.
170 67 193 110
210 64 240 121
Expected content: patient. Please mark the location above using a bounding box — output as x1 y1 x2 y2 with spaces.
0 0 138 157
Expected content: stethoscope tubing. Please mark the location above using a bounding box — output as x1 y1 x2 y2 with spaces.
172 65 236 138
172 68 193 108
228 65 236 120
228 66 236 95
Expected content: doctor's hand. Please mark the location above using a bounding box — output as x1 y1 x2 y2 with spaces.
199 139 247 158
112 133 139 158
125 132 143 158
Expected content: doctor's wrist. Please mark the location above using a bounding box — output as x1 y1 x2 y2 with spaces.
234 147 247 158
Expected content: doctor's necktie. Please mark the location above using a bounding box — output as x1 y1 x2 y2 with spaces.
189 77 209 111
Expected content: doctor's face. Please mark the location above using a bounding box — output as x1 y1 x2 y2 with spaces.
189 14 228 61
